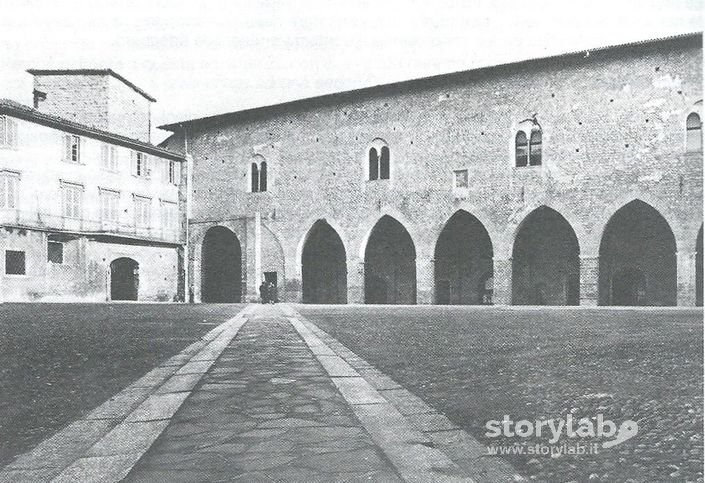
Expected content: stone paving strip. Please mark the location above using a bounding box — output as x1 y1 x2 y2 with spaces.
284 305 525 483
0 306 253 483
124 305 404 482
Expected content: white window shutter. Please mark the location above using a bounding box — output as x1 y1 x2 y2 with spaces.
130 151 137 175
7 119 17 147
63 135 72 161
101 144 109 169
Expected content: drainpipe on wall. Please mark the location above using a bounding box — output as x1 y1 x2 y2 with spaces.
183 124 192 303
255 211 262 291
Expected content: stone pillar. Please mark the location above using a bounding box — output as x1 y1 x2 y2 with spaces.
580 256 600 306
677 250 697 306
493 258 512 305
416 257 434 304
347 260 365 304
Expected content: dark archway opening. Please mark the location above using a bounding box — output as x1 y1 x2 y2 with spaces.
111 257 139 301
434 211 494 304
696 226 703 306
512 207 580 305
302 221 348 304
364 215 416 304
202 226 242 303
599 200 676 306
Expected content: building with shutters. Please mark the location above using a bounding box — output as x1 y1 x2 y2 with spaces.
160 32 702 306
0 70 186 302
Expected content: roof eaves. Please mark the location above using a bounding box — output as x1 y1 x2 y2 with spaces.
26 68 157 102
0 99 183 161
158 31 702 131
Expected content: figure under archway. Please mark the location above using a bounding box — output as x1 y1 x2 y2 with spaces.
201 226 242 303
599 200 676 306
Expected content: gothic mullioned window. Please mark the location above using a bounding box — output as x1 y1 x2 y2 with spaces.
250 155 267 192
367 139 390 180
515 120 542 167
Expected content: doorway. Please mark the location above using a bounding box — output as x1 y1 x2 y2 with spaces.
111 258 139 301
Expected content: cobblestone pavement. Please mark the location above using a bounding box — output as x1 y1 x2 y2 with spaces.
125 305 403 482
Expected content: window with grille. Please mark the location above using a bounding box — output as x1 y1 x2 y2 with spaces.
5 250 25 275
529 129 542 166
454 169 469 188
47 240 64 264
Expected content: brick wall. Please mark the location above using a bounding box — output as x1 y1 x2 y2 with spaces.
168 35 703 305
34 74 110 130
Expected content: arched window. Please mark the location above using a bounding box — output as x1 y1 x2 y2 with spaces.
251 163 260 193
259 161 267 192
687 112 702 152
515 131 528 167
529 129 542 166
380 146 390 179
369 148 379 180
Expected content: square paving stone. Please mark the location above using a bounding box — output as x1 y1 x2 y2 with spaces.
126 392 190 422
330 377 387 405
53 453 143 483
156 374 203 394
87 421 170 456
315 355 359 377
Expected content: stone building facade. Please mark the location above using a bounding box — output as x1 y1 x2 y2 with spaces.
163 33 703 306
0 70 186 302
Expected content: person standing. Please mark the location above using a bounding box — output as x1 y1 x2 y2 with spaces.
259 281 268 304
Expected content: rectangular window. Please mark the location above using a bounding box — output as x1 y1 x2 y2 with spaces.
63 134 81 163
161 201 177 231
168 161 179 185
0 172 19 208
134 196 151 228
47 240 64 264
132 152 149 177
101 144 119 171
100 189 120 223
0 116 18 148
454 169 469 188
62 183 83 218
5 250 25 275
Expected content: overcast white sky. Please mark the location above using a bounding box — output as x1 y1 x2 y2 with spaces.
0 0 701 142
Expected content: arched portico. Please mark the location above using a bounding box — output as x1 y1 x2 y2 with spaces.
598 200 677 306
201 226 242 303
364 215 417 304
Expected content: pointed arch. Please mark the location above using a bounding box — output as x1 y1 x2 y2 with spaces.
202 226 242 303
368 147 379 180
512 206 580 305
364 215 416 304
380 146 390 179
598 200 676 306
434 210 494 304
301 220 348 304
